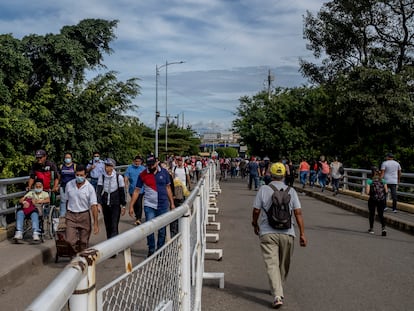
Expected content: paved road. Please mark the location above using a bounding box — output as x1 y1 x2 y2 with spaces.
1 177 413 310
202 178 414 311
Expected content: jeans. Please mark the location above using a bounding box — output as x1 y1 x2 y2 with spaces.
318 172 327 188
300 171 308 186
59 186 67 217
387 184 398 210
309 170 317 186
249 174 259 190
332 178 340 193
144 205 169 253
16 209 40 233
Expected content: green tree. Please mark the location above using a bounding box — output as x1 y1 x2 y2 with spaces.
301 0 414 83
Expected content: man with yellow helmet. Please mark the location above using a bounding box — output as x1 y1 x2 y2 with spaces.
251 161 307 309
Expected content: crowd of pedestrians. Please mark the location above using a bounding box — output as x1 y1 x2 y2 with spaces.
13 149 212 257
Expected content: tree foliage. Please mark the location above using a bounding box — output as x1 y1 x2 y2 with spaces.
234 0 414 170
0 19 199 178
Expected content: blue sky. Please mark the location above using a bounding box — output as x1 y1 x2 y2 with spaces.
0 0 326 133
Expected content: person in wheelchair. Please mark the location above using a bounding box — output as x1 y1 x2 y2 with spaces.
14 179 50 241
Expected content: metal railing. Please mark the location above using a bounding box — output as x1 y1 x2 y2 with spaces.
25 162 223 311
2 166 414 229
0 166 128 228
340 169 414 199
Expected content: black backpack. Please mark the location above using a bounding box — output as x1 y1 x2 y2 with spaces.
263 184 292 230
371 179 385 201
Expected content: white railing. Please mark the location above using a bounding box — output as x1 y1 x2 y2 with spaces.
25 163 223 311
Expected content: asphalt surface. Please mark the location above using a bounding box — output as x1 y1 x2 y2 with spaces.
1 178 413 310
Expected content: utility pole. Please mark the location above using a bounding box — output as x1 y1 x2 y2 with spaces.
267 69 274 100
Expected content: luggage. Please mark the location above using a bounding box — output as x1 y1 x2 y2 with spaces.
54 230 78 263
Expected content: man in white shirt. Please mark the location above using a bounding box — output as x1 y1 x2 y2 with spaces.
173 156 191 191
65 164 100 251
380 153 402 212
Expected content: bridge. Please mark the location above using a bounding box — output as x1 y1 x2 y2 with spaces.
0 167 413 310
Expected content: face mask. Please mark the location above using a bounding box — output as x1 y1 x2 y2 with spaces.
34 188 43 193
65 158 72 164
76 176 85 183
94 157 100 161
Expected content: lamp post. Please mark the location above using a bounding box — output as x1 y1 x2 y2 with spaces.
155 60 184 158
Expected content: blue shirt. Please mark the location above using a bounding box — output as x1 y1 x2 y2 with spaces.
136 166 171 210
124 164 145 195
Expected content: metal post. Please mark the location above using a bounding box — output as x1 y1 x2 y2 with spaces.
155 65 159 158
165 60 168 155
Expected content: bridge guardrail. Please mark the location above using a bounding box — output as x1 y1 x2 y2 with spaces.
2 167 414 230
25 163 222 311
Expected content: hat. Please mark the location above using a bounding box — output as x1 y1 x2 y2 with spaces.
35 149 46 158
270 162 286 176
104 158 116 166
146 154 156 165
386 153 394 158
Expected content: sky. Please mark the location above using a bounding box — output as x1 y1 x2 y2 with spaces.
0 0 326 134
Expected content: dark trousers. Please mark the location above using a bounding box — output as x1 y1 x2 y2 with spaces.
170 199 183 237
132 193 144 221
388 184 398 210
102 204 121 239
368 198 385 229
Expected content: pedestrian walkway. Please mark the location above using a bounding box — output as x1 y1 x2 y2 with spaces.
1 176 413 307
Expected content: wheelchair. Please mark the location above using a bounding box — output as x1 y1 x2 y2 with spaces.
14 203 59 243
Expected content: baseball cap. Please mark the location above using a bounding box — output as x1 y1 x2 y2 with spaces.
270 162 286 176
35 149 46 158
146 154 156 165
386 153 394 158
104 158 116 166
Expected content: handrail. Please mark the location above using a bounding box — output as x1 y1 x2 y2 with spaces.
2 166 414 228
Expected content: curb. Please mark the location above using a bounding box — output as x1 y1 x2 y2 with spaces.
298 187 414 235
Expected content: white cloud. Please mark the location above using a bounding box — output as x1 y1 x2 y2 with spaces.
0 0 326 131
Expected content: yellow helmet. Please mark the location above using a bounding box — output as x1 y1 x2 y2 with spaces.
270 162 286 176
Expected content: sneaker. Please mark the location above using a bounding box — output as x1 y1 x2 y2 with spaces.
383 207 389 212
33 232 40 241
368 229 374 234
392 209 397 213
382 229 387 236
135 219 141 226
147 250 154 258
272 296 283 309
13 231 23 240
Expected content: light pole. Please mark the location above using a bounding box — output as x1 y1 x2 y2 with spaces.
155 60 184 158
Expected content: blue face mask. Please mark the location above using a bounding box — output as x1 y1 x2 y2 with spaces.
94 156 100 161
65 158 72 164
34 188 43 193
76 176 85 183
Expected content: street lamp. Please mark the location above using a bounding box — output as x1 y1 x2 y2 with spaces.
155 60 184 158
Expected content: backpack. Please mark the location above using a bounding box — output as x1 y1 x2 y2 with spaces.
321 162 329 174
262 184 292 230
338 165 345 175
371 179 385 201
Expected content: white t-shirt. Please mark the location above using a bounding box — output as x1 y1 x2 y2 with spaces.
381 159 401 184
252 181 301 237
174 166 188 187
